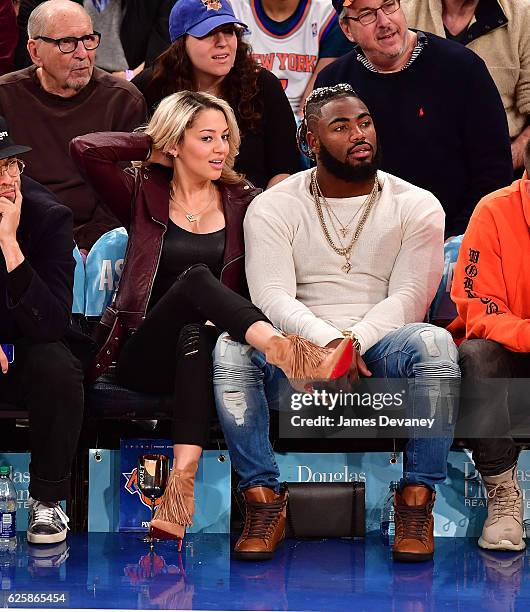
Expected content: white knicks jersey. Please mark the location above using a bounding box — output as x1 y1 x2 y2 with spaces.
231 0 337 112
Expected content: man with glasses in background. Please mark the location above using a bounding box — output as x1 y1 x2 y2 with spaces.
315 0 513 239
0 0 146 251
0 116 85 544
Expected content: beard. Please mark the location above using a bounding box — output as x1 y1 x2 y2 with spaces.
318 141 381 183
65 75 91 92
64 66 93 93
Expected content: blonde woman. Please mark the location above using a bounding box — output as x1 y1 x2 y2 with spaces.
71 91 352 547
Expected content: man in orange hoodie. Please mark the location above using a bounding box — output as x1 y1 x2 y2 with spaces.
449 141 530 552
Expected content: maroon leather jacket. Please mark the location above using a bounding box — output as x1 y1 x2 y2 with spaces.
70 132 261 380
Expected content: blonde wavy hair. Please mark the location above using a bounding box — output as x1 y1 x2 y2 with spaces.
137 90 242 184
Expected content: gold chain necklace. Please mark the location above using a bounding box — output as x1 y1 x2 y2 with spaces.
323 198 364 238
311 169 379 273
169 185 215 223
321 197 363 251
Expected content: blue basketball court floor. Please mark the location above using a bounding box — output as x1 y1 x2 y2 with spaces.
1 533 529 611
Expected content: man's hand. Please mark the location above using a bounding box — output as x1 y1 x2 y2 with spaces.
0 181 22 244
512 139 525 171
511 125 530 170
0 182 24 272
346 349 372 384
326 337 372 382
0 345 9 374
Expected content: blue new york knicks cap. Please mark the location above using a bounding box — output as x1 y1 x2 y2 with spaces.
169 0 248 42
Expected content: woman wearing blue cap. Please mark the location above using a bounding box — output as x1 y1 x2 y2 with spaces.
133 0 300 190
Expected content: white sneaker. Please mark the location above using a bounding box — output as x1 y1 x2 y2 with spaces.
478 467 526 551
26 499 69 545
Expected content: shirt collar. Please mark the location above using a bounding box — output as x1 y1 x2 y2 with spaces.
461 0 508 45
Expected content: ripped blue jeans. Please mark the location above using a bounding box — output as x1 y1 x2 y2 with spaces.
213 322 460 492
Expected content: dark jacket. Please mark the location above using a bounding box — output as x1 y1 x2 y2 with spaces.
15 0 174 71
70 132 261 379
0 175 74 343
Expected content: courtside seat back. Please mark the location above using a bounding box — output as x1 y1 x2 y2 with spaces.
72 245 85 315
85 227 128 317
429 235 463 327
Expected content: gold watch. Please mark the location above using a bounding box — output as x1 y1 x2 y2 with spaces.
342 330 361 352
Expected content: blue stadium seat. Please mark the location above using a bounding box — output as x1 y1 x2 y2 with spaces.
73 245 86 315
429 235 463 327
84 227 128 318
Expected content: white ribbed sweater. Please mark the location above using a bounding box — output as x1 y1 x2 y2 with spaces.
244 170 445 354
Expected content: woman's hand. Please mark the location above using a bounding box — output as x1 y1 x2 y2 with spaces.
111 62 145 81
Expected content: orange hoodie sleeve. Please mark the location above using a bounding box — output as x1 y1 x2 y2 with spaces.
449 203 530 352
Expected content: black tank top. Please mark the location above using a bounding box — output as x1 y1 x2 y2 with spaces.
148 220 226 309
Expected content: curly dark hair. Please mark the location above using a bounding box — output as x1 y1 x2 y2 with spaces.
148 30 263 134
298 84 360 159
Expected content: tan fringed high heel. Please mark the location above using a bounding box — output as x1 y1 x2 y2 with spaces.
149 460 198 551
264 334 353 391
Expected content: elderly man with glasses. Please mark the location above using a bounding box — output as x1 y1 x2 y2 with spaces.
14 0 174 80
315 0 513 239
0 0 146 251
0 115 88 545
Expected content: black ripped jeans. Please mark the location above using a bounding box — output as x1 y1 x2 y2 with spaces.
458 339 530 476
116 264 269 447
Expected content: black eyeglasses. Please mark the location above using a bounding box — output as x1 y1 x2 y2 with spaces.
34 32 101 54
343 0 400 26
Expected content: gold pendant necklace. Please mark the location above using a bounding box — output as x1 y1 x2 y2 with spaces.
169 185 215 223
311 169 379 273
174 200 213 223
323 199 364 238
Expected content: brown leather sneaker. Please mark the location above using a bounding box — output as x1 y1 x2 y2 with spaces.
234 486 288 561
393 485 435 563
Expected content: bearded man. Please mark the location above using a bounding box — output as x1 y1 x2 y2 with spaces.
212 84 461 563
